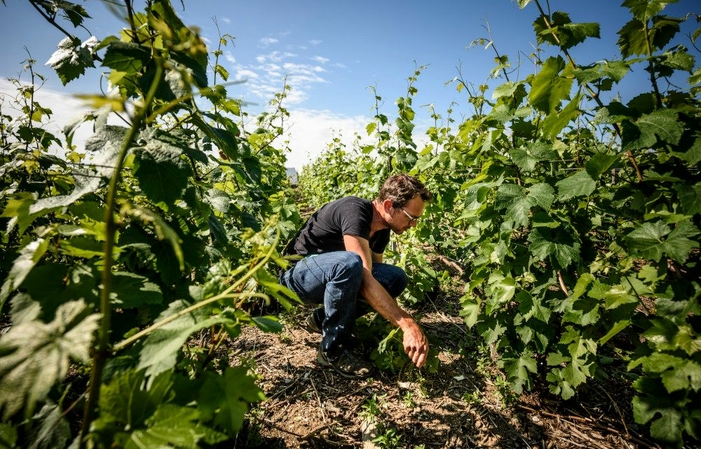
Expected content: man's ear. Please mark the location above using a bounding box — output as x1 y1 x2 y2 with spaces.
382 199 394 213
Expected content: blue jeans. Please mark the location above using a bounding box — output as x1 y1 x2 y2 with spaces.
279 251 408 354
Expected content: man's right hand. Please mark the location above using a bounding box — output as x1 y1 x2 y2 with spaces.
400 319 429 368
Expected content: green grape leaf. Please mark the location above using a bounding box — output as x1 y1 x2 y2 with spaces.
534 12 600 50
585 153 622 178
46 36 97 85
511 141 558 172
636 353 701 393
542 93 581 138
2 168 104 236
599 320 631 345
546 366 576 399
199 367 266 434
602 284 638 310
529 56 574 113
477 317 507 345
561 326 597 359
528 182 556 212
556 170 596 201
659 47 695 72
27 402 72 449
97 369 168 428
632 377 684 444
0 300 99 419
503 352 537 394
496 184 530 227
496 183 555 227
254 267 299 312
674 133 701 165
623 0 677 22
1 192 39 236
0 239 50 309
111 272 163 308
528 228 581 269
678 182 701 215
60 2 91 27
121 203 184 271
517 290 552 323
650 15 683 50
126 404 226 448
624 109 684 151
690 66 701 86
208 214 229 245
137 301 239 379
459 294 481 328
617 19 649 58
251 316 283 333
574 60 630 84
643 319 701 356
485 273 516 314
133 144 192 209
101 41 150 74
626 220 699 263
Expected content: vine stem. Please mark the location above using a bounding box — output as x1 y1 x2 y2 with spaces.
78 62 164 447
532 0 643 183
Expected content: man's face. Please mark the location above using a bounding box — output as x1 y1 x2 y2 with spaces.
389 195 425 234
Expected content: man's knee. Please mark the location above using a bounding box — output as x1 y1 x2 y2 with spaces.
336 251 363 278
381 265 408 297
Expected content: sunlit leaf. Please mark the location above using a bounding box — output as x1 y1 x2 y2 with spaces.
46 36 97 85
529 56 574 113
623 0 677 22
556 170 596 201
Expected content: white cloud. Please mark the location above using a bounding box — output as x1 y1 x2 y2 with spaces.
258 51 296 63
233 51 331 107
309 40 322 46
312 55 329 64
280 109 373 171
234 69 258 80
0 78 91 154
259 37 279 47
0 79 385 176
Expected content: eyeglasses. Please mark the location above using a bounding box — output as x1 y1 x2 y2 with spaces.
400 208 420 224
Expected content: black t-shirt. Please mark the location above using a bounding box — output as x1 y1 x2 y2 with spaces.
285 196 391 256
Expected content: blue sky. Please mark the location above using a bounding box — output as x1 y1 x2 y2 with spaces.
0 0 698 170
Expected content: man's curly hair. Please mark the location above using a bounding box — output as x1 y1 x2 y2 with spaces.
377 174 432 207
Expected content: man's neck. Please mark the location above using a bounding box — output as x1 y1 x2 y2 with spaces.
370 199 389 234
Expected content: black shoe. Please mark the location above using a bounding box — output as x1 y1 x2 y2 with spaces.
316 348 374 379
301 312 322 334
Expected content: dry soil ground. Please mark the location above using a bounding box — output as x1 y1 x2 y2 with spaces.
225 294 666 449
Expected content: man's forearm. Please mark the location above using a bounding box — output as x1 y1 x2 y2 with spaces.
360 270 415 329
